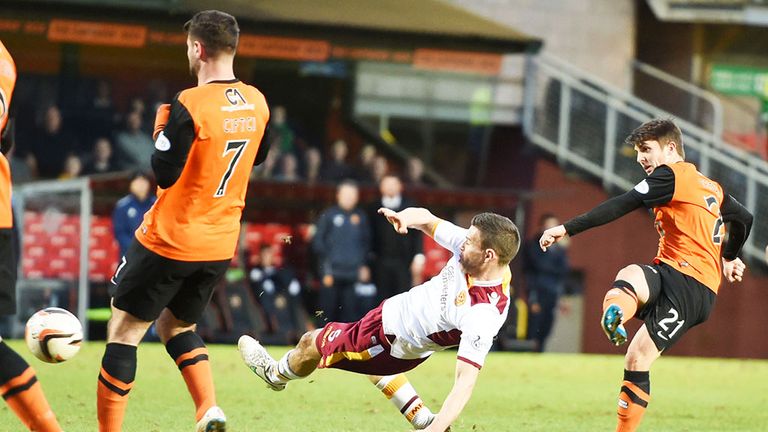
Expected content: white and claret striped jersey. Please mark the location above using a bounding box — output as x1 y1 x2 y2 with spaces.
0 40 16 229
137 79 269 261
382 221 512 370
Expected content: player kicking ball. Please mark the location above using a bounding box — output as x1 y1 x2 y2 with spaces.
239 207 520 432
539 119 753 432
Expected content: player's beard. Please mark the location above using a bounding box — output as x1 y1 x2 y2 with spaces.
459 251 481 276
189 58 201 77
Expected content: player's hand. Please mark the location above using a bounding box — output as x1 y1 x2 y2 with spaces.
722 257 746 283
378 207 408 234
539 224 567 252
153 103 171 140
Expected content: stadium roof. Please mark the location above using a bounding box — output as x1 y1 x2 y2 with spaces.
11 0 541 53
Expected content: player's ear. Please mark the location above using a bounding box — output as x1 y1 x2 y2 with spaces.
485 248 496 263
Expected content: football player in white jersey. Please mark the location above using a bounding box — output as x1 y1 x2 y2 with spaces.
239 207 520 431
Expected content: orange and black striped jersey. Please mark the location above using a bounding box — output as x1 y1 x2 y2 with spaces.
565 161 753 294
650 162 725 292
0 40 16 229
136 79 269 261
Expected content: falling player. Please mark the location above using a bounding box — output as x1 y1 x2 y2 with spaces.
95 10 270 432
539 119 753 432
0 38 64 432
240 207 520 432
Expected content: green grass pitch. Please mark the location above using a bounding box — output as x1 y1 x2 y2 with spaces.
0 341 766 431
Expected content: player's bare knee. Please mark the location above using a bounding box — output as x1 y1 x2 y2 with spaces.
156 309 195 343
107 307 149 345
615 264 651 303
624 349 655 371
296 330 321 357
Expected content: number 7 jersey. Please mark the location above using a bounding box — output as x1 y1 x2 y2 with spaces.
137 79 269 261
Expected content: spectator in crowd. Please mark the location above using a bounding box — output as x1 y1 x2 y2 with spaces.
83 80 117 145
83 137 118 175
58 153 82 179
405 156 426 187
247 243 304 344
6 145 31 184
274 153 301 183
304 147 322 184
371 154 389 185
252 147 278 180
115 111 154 171
312 180 371 322
320 139 355 183
24 105 77 178
112 171 155 257
354 143 377 184
368 175 424 301
524 213 570 352
268 105 296 157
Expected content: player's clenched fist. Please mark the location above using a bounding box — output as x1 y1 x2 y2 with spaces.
722 257 746 283
539 224 567 252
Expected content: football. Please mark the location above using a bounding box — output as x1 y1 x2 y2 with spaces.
24 307 84 363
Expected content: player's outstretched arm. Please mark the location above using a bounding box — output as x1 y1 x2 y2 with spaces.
424 360 479 432
378 207 443 237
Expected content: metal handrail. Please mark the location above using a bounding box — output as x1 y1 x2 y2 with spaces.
631 60 724 140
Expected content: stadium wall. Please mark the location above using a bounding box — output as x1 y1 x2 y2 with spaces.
449 0 636 88
527 158 768 359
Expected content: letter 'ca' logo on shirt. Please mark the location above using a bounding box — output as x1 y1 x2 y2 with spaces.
454 290 467 306
225 88 247 105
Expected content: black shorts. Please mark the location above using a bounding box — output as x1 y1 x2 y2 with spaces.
0 229 16 316
112 240 230 323
637 262 716 351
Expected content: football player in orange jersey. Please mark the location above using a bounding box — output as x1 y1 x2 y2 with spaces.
0 39 64 432
539 119 753 432
95 11 270 432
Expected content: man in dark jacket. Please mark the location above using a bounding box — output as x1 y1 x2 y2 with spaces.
368 175 424 302
112 171 155 256
524 214 570 352
312 180 370 322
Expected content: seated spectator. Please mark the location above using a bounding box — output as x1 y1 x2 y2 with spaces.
268 105 296 157
354 143 377 184
115 111 154 171
320 139 355 183
372 154 389 184
406 156 426 187
23 105 78 178
247 243 304 344
112 171 155 256
83 137 118 175
58 154 82 179
274 153 301 183
304 147 322 184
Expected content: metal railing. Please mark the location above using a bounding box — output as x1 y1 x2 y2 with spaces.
523 53 767 263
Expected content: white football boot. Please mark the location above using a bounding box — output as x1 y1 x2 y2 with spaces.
195 406 226 432
238 335 286 391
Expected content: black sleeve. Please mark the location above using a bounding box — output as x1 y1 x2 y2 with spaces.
253 137 270 167
151 93 195 188
720 193 753 260
0 116 14 155
564 166 675 236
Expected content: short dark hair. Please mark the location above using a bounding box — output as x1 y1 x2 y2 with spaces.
184 10 239 58
471 212 520 265
624 118 684 158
